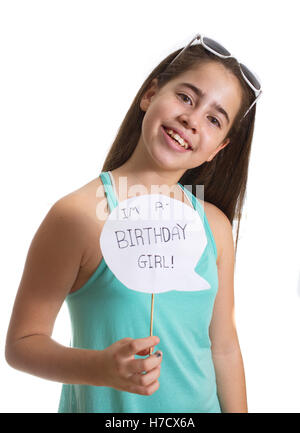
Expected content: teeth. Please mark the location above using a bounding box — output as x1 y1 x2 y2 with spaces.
166 128 190 150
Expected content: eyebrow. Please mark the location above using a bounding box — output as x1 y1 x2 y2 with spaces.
178 82 230 125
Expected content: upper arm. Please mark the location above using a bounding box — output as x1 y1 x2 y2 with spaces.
207 206 240 355
5 196 88 351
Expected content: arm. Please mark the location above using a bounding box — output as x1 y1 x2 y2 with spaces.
5 196 106 386
208 206 248 413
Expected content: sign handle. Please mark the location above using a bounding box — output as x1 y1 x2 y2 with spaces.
149 293 155 355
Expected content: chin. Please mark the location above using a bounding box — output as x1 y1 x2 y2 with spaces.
151 146 187 172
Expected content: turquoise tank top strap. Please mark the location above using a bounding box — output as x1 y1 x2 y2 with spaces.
177 182 218 261
99 171 119 213
177 182 198 209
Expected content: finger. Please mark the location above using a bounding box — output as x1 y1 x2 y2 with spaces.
137 346 158 356
131 365 161 387
119 338 134 346
130 378 160 396
119 336 160 358
127 350 163 374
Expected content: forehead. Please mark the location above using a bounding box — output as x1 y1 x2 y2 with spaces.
167 62 243 123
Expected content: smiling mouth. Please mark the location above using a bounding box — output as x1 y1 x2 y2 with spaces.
162 126 192 151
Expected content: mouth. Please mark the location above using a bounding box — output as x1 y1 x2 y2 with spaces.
161 125 193 151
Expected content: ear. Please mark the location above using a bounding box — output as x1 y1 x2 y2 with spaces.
140 78 159 112
206 137 230 162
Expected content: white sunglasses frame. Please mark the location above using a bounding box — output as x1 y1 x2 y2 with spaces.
168 34 262 119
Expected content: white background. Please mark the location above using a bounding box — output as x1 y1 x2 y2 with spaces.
1 0 300 413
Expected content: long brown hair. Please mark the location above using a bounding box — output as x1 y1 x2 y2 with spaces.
101 43 257 260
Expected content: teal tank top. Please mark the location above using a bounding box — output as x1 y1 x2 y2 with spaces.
58 171 221 413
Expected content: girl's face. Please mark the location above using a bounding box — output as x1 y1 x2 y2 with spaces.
139 61 243 171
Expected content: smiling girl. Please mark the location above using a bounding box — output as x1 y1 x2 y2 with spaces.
5 34 261 413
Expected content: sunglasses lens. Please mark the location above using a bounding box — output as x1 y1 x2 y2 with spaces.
203 37 231 56
240 63 261 91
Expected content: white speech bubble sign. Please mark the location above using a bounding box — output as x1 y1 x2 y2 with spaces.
99 194 211 294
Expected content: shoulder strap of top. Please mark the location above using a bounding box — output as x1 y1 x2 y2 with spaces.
177 182 197 210
99 171 118 213
177 182 218 260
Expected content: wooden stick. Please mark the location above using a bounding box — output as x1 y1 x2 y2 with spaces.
149 293 155 355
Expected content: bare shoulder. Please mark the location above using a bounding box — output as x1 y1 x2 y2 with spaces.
49 192 90 241
198 200 233 265
36 176 104 270
53 176 107 226
51 176 109 294
35 189 95 272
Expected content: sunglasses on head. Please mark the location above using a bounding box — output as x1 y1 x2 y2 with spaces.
168 34 262 119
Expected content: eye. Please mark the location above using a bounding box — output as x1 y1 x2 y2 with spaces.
177 93 192 105
208 116 221 128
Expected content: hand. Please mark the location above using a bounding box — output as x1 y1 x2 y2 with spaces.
100 336 162 395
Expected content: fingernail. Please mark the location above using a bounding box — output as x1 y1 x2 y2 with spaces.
155 351 162 357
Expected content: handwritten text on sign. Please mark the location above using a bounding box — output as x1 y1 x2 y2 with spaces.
100 194 210 294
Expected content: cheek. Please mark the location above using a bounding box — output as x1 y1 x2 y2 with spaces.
204 125 225 142
142 103 167 138
141 112 154 142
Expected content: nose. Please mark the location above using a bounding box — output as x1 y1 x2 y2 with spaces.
178 114 198 134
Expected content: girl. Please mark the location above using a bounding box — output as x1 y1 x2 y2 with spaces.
5 34 262 413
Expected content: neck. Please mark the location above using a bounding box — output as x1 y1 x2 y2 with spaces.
109 163 187 204
108 133 188 201
112 139 186 190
